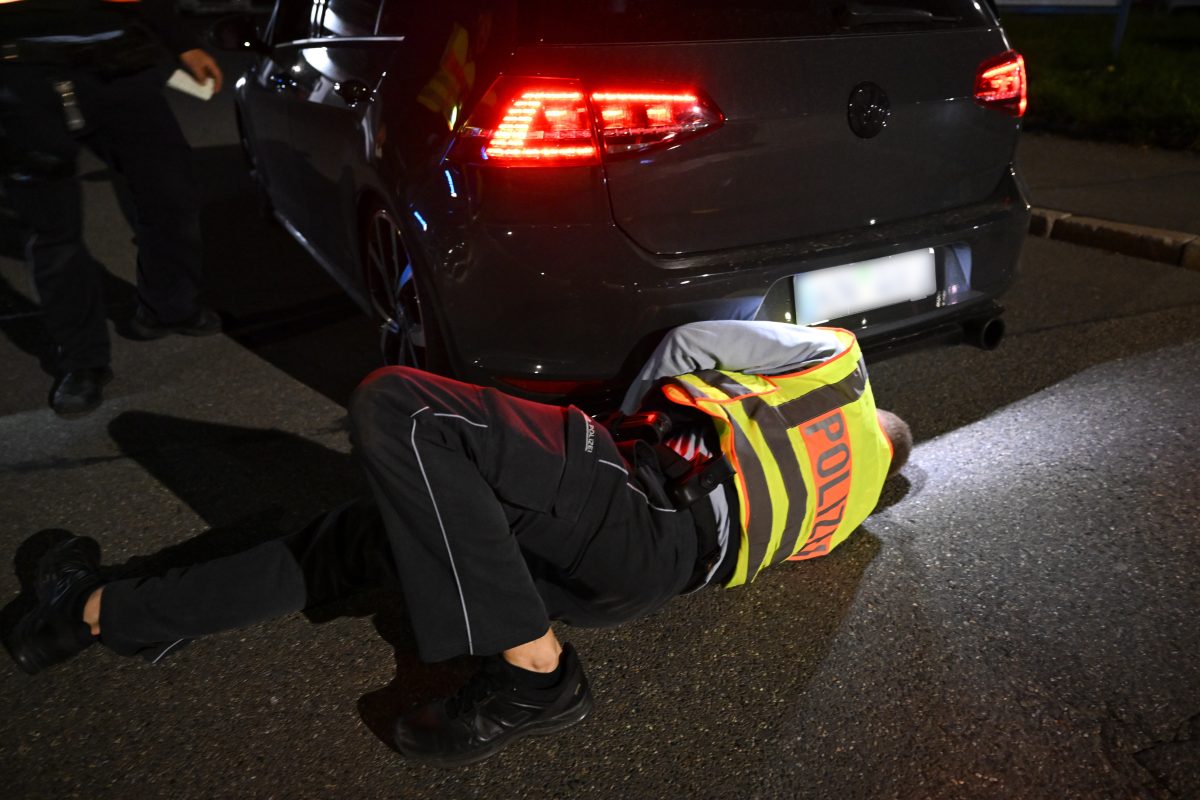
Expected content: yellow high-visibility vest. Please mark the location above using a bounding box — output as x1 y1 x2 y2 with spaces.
417 23 475 130
661 328 893 587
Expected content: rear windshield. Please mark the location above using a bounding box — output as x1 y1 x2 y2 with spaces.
518 0 990 44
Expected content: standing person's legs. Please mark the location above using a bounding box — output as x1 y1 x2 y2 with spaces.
83 68 213 331
0 64 111 410
9 174 110 372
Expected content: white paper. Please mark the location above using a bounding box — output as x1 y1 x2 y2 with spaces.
167 69 215 101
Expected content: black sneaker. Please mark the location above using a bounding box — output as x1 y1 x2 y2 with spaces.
49 367 113 418
8 536 103 675
393 642 593 767
128 306 222 340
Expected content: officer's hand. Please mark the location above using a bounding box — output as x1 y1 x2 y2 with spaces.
179 49 224 94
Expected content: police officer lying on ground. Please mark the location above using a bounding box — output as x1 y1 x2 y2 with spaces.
0 0 224 417
7 320 912 768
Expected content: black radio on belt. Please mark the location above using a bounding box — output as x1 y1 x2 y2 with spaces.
665 454 736 508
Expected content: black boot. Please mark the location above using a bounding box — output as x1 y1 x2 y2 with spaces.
49 367 113 418
393 642 593 767
7 536 103 675
128 306 222 340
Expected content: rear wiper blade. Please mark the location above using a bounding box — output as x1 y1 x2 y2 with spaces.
836 2 961 28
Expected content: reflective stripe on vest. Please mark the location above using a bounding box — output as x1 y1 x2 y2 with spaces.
661 328 892 587
417 23 475 130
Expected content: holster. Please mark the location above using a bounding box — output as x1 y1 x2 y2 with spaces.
657 447 736 509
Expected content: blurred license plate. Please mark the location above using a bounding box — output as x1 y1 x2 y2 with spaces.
793 248 937 325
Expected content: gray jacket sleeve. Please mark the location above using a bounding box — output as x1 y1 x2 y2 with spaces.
619 321 845 414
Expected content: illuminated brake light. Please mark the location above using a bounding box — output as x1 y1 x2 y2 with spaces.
975 50 1026 117
468 78 724 166
484 90 599 164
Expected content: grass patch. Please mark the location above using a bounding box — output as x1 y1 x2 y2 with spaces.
1001 9 1200 150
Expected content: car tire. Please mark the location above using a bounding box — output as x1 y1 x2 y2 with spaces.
362 205 444 371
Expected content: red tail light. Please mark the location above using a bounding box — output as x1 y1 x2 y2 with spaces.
484 89 600 164
975 50 1026 117
591 90 723 155
463 77 724 166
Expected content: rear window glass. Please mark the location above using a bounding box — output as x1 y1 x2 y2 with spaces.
518 0 989 44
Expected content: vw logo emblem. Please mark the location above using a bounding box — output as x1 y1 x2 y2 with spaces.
847 82 891 139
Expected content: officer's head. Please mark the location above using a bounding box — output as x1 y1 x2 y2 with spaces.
876 409 912 478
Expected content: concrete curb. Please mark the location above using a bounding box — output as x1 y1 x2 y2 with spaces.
1029 208 1200 271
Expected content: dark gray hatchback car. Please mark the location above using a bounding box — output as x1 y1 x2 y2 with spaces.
217 0 1029 404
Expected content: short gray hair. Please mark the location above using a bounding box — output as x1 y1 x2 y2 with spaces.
876 409 912 478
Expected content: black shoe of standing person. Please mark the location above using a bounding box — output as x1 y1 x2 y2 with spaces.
8 536 103 675
128 306 222 340
49 367 114 418
393 642 593 767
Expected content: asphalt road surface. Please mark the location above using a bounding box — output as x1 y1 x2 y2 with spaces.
2 48 1198 800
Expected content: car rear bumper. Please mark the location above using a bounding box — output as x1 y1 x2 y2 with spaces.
418 166 1029 402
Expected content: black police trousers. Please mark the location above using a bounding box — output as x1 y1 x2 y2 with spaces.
0 63 203 372
100 368 700 663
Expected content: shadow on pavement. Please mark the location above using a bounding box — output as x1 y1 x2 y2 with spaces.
353 598 479 750
0 275 52 373
102 411 461 741
104 410 364 552
0 411 364 641
0 227 137 379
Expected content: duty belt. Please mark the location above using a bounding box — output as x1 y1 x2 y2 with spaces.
0 27 162 77
1 40 83 66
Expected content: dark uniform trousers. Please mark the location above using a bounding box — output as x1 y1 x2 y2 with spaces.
100 368 700 663
0 63 203 372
